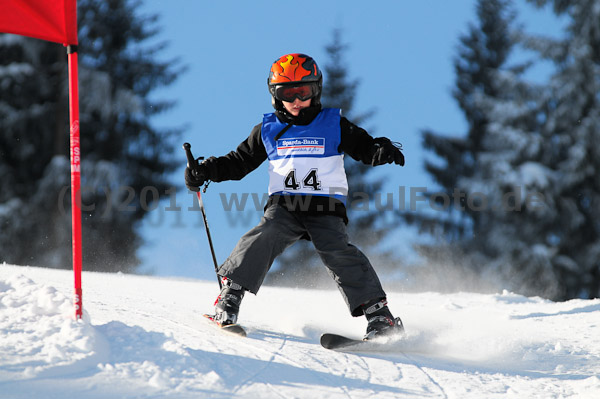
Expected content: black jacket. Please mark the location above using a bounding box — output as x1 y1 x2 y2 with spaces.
202 106 381 223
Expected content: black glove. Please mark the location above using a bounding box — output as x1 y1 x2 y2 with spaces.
371 138 405 166
185 162 207 192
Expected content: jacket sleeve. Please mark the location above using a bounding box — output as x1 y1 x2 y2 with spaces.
339 117 377 164
202 123 267 182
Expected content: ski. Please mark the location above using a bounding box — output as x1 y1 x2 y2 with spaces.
320 333 403 351
203 314 247 337
320 333 365 350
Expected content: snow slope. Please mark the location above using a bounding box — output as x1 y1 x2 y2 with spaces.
1 264 599 399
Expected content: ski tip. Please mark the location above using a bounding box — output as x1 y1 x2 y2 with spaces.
320 332 408 351
222 324 247 337
320 333 360 350
320 334 335 349
203 314 247 337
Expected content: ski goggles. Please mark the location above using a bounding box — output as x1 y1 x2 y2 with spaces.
272 83 318 102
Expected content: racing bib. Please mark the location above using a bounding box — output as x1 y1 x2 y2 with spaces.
261 108 348 203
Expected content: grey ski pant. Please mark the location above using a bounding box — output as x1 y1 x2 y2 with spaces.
217 204 386 316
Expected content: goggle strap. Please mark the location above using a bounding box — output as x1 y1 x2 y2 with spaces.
274 124 293 141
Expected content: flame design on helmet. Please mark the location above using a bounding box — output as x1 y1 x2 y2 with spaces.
269 53 321 85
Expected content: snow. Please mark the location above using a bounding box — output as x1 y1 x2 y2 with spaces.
1 264 599 399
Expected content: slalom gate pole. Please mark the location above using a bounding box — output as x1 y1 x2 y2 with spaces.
68 45 83 319
183 143 222 289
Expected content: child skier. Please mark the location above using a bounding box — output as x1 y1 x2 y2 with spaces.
185 53 405 340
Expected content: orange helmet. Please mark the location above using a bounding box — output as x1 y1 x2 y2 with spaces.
268 53 322 108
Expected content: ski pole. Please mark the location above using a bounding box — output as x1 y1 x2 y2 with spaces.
183 142 222 289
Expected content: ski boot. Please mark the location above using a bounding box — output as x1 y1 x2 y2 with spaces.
213 277 245 326
362 298 404 340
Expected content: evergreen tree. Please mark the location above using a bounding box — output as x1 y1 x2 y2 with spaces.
412 0 521 238
521 0 600 299
407 0 600 300
267 29 395 287
403 0 550 294
0 0 182 272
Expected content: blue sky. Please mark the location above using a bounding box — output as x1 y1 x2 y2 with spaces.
135 1 559 280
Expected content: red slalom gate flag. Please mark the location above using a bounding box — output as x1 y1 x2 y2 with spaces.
1 0 83 319
0 0 77 45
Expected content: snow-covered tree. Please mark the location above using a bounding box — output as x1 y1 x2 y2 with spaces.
521 0 600 299
417 0 528 236
408 0 600 300
403 0 556 295
0 0 182 272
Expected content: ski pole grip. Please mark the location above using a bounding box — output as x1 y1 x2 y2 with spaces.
183 142 196 169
